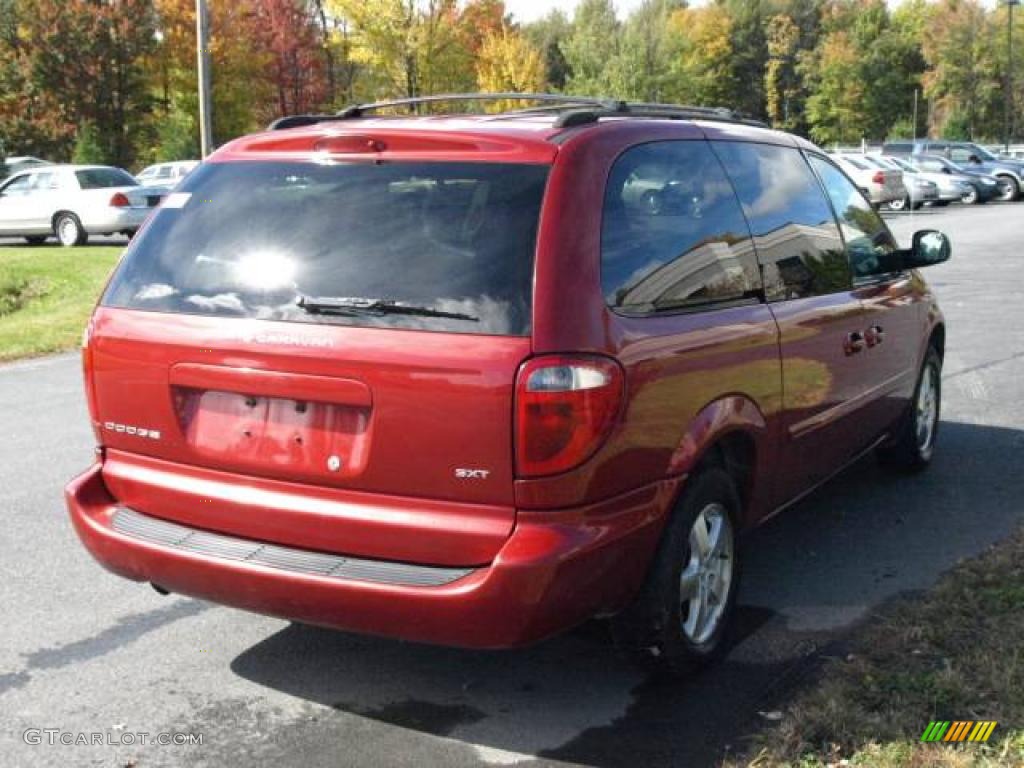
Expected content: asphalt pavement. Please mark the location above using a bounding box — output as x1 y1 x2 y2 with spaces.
1 204 1022 767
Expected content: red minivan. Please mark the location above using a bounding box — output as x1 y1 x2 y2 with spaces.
66 96 949 672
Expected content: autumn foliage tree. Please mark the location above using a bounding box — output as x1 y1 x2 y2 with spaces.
476 27 546 108
1 0 158 166
253 0 330 122
5 0 1024 167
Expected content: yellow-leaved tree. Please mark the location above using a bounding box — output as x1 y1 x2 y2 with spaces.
475 27 546 111
325 0 474 104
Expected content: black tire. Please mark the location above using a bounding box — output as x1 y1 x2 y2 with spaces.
611 466 742 676
911 201 925 211
54 213 87 247
24 235 47 245
877 346 942 473
996 176 1019 202
961 186 980 205
887 195 909 212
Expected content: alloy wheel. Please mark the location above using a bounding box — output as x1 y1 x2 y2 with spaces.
888 195 908 211
57 216 79 247
916 362 939 457
680 503 734 645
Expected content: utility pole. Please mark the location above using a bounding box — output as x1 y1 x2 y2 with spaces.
912 89 919 141
196 0 213 158
1005 0 1020 153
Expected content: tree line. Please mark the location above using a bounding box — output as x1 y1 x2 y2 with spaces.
1 0 1021 170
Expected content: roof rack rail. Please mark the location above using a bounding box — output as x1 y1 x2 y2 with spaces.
266 93 626 130
334 93 626 118
266 94 767 131
551 103 768 129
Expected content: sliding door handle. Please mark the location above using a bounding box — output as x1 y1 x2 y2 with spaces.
845 331 866 355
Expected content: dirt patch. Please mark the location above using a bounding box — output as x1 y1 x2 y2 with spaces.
726 529 1024 767
0 276 51 316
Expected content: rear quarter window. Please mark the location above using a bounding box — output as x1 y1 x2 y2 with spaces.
76 168 138 189
102 161 549 335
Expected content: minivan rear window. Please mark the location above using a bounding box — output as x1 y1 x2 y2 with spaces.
102 161 550 335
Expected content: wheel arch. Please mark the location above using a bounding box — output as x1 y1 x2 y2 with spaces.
51 209 81 231
928 322 946 361
666 395 770 529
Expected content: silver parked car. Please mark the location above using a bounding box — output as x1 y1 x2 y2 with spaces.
0 164 165 246
135 160 199 190
881 156 971 205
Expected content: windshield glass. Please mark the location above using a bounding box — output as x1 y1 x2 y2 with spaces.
101 160 549 335
75 168 138 189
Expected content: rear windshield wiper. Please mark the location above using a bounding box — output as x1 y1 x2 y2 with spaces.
296 295 479 322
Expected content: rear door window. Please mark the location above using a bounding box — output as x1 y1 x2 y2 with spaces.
600 140 760 315
29 172 57 191
713 141 851 300
949 147 974 163
102 161 549 335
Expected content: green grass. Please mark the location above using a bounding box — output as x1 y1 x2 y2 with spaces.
0 244 122 361
725 528 1024 768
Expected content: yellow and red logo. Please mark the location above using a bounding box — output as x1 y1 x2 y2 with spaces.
921 721 998 743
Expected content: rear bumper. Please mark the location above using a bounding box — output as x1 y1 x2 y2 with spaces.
66 463 678 648
81 207 151 233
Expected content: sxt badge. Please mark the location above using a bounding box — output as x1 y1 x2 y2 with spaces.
455 468 490 480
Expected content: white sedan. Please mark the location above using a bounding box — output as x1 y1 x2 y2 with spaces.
0 164 166 246
135 160 199 190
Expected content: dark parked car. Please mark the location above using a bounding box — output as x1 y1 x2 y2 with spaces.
883 139 1024 201
905 154 1004 205
67 96 950 673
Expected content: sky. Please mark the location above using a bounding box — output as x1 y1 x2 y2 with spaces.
504 0 640 23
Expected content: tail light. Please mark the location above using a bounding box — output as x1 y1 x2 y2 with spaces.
109 192 131 207
871 171 886 184
81 320 102 445
515 355 624 477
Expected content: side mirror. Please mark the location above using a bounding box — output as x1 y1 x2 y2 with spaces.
904 229 951 269
941 167 951 174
